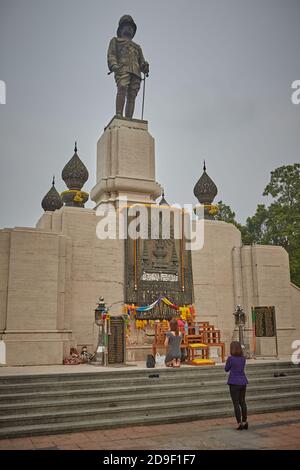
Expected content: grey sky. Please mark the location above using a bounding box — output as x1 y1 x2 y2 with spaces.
1 0 300 228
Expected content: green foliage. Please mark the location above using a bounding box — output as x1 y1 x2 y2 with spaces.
215 200 237 224
263 164 300 206
216 164 300 286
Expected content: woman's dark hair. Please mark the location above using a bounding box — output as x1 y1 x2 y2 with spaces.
169 318 179 336
230 341 243 357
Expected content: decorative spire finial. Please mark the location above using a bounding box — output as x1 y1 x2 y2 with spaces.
193 161 218 219
61 143 89 208
159 188 169 206
41 177 63 212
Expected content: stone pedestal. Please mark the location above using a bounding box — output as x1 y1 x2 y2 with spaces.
2 115 300 365
90 116 162 207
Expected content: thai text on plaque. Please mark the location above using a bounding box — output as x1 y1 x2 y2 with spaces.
141 272 178 282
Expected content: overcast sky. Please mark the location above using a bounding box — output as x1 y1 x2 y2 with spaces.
1 0 300 228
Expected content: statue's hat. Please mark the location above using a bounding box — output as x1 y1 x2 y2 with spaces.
117 15 137 38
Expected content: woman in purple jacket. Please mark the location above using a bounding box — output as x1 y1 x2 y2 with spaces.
225 341 249 430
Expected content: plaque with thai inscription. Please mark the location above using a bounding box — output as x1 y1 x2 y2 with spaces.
254 306 276 337
124 206 194 319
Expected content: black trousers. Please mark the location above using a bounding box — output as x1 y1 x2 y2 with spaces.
229 384 247 423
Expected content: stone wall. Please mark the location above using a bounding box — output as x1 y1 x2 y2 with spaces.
0 206 124 365
192 220 242 356
291 283 300 350
241 245 296 357
37 206 125 355
1 206 299 364
0 227 72 365
192 220 300 358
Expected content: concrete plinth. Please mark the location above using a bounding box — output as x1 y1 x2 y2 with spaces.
90 116 162 207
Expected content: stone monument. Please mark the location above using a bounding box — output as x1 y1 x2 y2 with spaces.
1 17 300 365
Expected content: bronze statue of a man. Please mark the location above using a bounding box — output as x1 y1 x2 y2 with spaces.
107 15 149 119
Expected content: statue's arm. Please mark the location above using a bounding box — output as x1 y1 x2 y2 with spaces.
139 46 149 75
107 38 118 72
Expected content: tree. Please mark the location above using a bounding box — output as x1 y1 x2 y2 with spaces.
215 200 237 225
244 164 300 286
215 164 300 286
242 204 269 244
263 164 300 207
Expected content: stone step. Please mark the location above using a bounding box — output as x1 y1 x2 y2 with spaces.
1 397 300 439
1 363 299 438
1 373 299 404
0 390 299 428
1 367 299 393
0 362 297 385
0 382 299 416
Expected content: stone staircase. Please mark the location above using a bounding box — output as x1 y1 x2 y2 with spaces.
0 361 300 438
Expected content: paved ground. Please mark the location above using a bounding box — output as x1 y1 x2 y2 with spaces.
0 410 299 450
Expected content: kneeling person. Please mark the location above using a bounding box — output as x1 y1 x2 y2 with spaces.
164 318 183 368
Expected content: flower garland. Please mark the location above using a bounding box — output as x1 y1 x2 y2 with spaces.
124 296 193 312
203 204 219 216
61 189 89 203
124 297 195 328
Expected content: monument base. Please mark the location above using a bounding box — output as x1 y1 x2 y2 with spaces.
90 116 162 208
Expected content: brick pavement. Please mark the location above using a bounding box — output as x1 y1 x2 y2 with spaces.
0 410 299 450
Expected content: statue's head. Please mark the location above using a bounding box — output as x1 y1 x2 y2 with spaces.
117 15 137 39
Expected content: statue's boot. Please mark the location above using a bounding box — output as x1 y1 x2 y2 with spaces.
125 93 136 119
116 87 126 117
